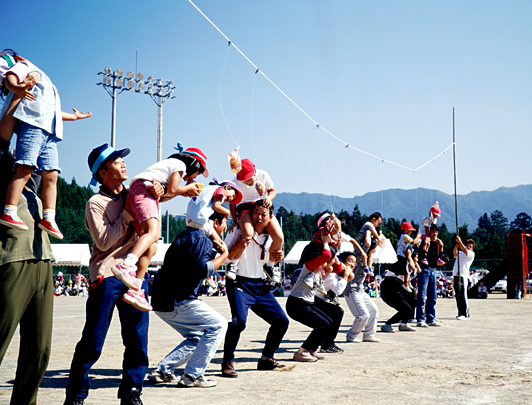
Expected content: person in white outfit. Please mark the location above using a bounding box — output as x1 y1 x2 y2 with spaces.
344 241 379 343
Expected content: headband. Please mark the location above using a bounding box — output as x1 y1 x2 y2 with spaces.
89 146 114 186
317 212 331 228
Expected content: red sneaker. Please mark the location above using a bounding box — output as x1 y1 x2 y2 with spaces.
38 219 63 239
0 212 29 231
122 289 152 311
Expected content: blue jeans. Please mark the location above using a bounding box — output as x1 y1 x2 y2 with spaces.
155 299 227 379
223 277 289 363
66 276 149 399
416 268 437 323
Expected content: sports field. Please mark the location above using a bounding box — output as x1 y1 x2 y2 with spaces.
1 294 530 404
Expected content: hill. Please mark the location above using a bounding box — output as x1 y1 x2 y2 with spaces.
274 184 532 229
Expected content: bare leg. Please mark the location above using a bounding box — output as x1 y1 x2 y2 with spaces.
239 212 254 238
131 218 160 279
0 96 22 143
40 170 58 210
5 164 33 206
265 215 284 253
137 242 157 280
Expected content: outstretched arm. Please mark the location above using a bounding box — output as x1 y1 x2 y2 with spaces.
62 108 92 121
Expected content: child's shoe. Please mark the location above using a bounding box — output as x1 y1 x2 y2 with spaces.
225 263 237 280
205 277 217 288
363 265 374 277
402 283 413 293
38 219 64 239
112 262 142 291
0 212 29 231
437 258 445 266
421 258 429 265
263 264 280 283
122 289 152 311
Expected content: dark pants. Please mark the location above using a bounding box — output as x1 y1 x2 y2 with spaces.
453 276 469 317
66 276 149 400
381 277 417 325
314 297 344 347
223 277 289 363
0 260 53 405
286 295 332 352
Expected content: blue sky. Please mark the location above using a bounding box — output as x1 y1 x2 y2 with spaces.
3 0 531 216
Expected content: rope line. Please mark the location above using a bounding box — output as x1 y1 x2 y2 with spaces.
187 0 454 173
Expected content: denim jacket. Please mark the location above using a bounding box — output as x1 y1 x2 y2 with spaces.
151 228 215 312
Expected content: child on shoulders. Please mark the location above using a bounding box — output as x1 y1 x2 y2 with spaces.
227 158 283 283
354 212 386 276
0 54 92 239
112 144 208 311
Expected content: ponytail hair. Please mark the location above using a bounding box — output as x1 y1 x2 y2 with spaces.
168 152 205 176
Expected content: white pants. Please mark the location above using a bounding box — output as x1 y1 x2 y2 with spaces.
345 290 379 339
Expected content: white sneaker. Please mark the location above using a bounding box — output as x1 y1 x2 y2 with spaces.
346 335 362 343
363 336 380 343
178 374 217 388
428 321 442 327
417 321 428 327
456 315 468 320
225 263 237 280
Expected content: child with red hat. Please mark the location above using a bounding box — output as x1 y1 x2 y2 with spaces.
112 143 209 311
392 222 422 293
228 158 283 283
419 202 444 266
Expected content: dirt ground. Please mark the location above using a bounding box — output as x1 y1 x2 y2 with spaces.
1 293 531 404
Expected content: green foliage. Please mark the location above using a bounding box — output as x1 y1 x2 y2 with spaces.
161 213 187 243
54 177 94 244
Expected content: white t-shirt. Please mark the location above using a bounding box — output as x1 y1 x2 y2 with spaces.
224 227 272 279
233 168 274 204
315 273 348 302
452 249 475 277
420 215 437 236
132 158 186 187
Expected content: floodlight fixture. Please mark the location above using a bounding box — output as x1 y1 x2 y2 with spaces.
138 81 145 90
104 66 111 74
147 75 154 83
115 69 123 77
136 73 144 80
104 77 111 85
127 81 134 89
126 71 134 79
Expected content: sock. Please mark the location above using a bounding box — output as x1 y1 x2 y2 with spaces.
43 209 56 223
124 253 139 267
267 260 275 267
4 205 16 216
260 355 269 361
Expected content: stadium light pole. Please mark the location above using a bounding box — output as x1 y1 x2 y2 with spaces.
97 67 175 160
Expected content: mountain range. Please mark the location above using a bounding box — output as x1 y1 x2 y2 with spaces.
274 184 532 230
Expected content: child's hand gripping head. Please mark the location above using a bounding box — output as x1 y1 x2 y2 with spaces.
228 148 242 174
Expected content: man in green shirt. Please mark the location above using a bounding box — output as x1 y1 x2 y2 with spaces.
0 149 55 405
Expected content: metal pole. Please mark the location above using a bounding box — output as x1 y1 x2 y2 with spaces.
157 97 163 162
453 107 461 303
111 83 117 148
166 210 170 243
158 98 163 237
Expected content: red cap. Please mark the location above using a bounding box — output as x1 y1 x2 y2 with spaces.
184 147 209 178
237 159 255 181
430 203 441 217
400 222 416 231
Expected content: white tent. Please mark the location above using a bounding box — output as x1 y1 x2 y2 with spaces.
150 242 171 266
371 239 398 264
51 244 91 267
284 239 397 265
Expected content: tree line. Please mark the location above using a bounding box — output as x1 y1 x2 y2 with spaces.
54 177 531 272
